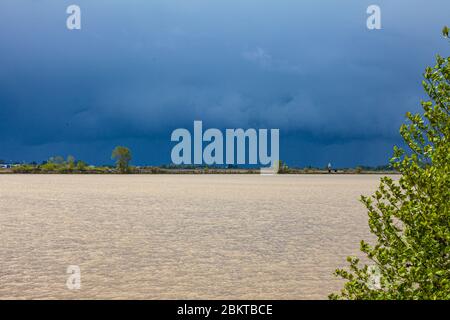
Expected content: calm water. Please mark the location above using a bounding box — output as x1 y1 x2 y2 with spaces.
0 174 387 299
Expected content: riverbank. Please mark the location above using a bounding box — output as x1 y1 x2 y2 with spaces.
0 167 397 175
0 169 397 175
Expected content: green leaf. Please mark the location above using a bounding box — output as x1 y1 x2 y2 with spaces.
443 26 449 38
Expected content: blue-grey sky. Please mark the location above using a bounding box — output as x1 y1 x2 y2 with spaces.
0 0 449 167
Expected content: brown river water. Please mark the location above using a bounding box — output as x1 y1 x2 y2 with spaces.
0 174 388 299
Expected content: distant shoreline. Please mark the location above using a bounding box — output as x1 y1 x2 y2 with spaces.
0 167 399 175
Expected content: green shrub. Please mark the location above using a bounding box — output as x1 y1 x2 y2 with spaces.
76 161 87 171
40 162 57 172
12 165 36 173
330 32 450 300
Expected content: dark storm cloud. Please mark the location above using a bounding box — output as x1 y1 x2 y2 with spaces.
0 0 449 166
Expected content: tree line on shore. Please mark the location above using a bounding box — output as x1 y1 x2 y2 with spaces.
8 146 133 174
4 151 396 175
